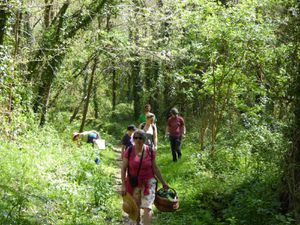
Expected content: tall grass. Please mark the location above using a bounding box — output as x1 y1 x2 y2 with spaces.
0 125 122 225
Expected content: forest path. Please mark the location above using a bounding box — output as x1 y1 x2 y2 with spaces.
110 145 131 224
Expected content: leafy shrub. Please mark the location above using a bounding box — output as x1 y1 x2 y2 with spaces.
111 103 135 122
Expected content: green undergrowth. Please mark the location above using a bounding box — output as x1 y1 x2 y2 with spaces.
152 127 292 225
0 125 122 225
0 118 293 225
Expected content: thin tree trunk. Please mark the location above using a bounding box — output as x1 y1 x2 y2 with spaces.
131 0 143 119
44 0 54 28
211 75 216 153
127 72 132 101
112 66 117 111
70 96 86 123
0 5 8 45
132 59 142 119
80 58 97 132
93 82 99 119
13 10 22 56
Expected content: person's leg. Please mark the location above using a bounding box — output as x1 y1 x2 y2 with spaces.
175 137 182 159
143 208 152 225
95 149 100 165
140 178 156 225
132 188 142 224
169 136 177 161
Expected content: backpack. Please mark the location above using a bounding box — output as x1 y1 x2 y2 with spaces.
140 123 156 148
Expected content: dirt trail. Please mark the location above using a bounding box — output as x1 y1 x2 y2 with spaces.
111 146 131 224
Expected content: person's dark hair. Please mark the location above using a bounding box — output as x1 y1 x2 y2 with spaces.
170 107 179 115
144 104 151 109
133 129 146 141
127 124 137 131
72 132 80 141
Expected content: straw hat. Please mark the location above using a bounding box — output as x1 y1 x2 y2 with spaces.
122 193 139 221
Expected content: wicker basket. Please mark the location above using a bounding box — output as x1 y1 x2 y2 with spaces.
154 188 179 212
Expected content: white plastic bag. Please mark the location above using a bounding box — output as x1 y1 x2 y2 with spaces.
95 139 105 150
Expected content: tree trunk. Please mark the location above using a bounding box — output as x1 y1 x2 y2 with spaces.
13 10 22 55
69 96 86 123
127 72 133 102
144 59 159 113
44 0 54 28
93 82 99 119
0 5 8 45
112 66 117 111
80 58 97 132
132 59 142 119
284 56 300 219
131 0 143 119
29 0 108 125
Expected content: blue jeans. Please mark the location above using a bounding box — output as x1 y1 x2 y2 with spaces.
169 136 182 161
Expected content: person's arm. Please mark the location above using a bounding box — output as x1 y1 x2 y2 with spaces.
80 130 100 137
121 145 126 158
121 157 128 195
153 159 169 189
180 118 186 136
154 130 158 150
165 124 169 137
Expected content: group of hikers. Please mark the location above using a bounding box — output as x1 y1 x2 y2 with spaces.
72 104 186 225
120 104 186 225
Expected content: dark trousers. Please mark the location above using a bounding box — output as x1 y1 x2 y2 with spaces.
169 136 182 161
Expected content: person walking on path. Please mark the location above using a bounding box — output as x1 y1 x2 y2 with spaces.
138 104 157 124
120 124 137 160
73 130 102 164
165 108 186 162
121 129 169 225
139 113 157 151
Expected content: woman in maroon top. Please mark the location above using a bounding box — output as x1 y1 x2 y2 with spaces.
121 129 169 225
165 108 186 162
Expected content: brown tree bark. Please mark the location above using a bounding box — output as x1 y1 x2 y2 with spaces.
131 0 142 119
80 58 97 132
0 5 8 45
13 10 22 55
44 0 54 28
